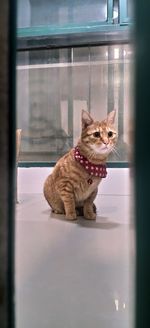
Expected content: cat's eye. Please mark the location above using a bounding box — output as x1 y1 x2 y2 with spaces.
93 131 100 138
108 131 113 138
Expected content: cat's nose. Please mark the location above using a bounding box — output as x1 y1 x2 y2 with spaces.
102 138 109 145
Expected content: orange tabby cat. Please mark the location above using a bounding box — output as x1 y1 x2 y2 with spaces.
44 110 117 220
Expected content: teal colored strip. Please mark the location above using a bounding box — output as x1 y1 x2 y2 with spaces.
18 162 129 168
17 23 130 38
18 162 56 168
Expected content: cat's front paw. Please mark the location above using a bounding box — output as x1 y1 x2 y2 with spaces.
76 203 96 216
84 208 96 220
52 208 65 214
66 212 77 221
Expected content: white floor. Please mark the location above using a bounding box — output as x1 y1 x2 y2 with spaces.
15 192 135 328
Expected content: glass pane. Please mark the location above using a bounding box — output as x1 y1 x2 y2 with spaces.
17 0 108 28
16 47 135 328
127 0 133 18
113 0 119 23
17 45 133 162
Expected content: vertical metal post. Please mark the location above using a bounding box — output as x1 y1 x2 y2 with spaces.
134 1 150 328
107 46 114 113
119 0 128 24
0 0 16 327
107 0 114 24
118 48 124 139
67 48 73 148
88 47 91 112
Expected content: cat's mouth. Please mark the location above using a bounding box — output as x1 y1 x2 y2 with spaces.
91 144 113 155
98 146 112 154
100 145 109 151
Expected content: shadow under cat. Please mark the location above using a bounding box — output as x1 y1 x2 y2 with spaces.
49 210 120 230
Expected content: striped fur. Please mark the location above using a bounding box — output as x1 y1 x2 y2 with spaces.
44 110 117 220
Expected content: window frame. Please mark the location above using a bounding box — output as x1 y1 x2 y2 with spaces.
17 0 132 50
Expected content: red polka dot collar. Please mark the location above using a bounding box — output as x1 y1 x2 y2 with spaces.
74 146 107 178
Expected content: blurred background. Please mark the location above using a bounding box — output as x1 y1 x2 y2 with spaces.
17 0 133 164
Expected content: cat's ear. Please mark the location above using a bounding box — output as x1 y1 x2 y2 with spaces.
106 110 116 125
82 110 94 130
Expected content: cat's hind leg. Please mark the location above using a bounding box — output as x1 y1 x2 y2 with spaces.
58 184 77 220
44 175 65 214
51 200 65 215
45 193 65 215
83 188 98 220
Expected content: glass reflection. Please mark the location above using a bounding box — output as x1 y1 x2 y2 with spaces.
17 0 108 28
17 45 133 163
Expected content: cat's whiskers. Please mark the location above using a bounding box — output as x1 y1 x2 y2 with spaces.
113 145 120 156
112 146 121 159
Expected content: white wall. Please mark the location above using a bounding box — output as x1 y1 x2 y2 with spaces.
18 168 130 195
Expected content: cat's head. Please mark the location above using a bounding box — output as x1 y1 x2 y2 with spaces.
79 109 117 161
